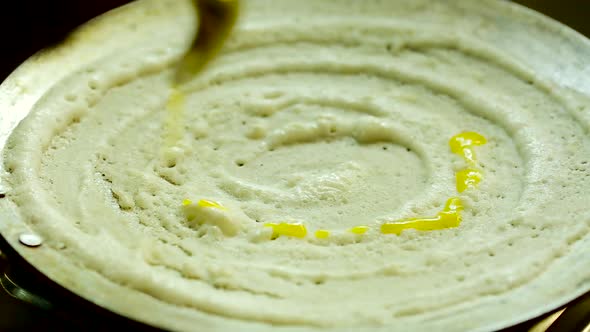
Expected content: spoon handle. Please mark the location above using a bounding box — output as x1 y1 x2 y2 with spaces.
174 0 239 85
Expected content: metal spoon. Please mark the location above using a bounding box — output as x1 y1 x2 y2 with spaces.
174 0 239 85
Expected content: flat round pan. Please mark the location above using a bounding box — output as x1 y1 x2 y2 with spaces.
0 0 589 331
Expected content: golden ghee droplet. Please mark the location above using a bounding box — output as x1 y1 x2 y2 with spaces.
455 168 483 192
265 223 307 239
315 229 330 239
350 226 369 235
197 199 226 210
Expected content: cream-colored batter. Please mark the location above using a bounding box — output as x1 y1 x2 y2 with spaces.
1 0 589 331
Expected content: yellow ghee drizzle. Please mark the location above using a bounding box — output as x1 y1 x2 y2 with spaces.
197 199 226 210
449 132 487 192
183 131 487 239
182 198 225 209
265 223 308 239
350 226 369 235
381 197 463 235
164 88 186 147
315 229 330 239
455 168 482 193
449 132 487 164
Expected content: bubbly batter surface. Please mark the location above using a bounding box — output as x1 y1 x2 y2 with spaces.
1 0 590 331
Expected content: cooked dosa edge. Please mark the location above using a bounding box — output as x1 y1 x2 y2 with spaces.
1 0 589 331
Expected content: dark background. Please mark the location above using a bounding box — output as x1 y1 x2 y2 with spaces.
0 0 588 331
